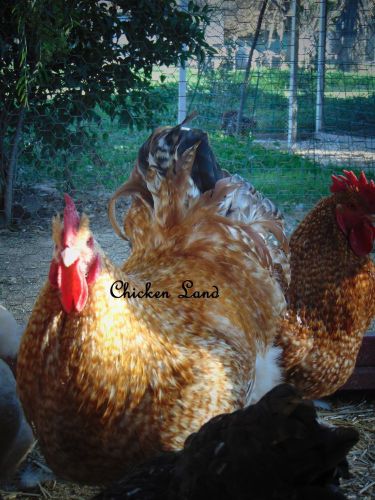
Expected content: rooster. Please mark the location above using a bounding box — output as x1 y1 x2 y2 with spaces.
94 384 358 500
17 145 287 484
277 170 375 398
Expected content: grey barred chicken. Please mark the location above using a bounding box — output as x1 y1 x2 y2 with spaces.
0 306 34 480
94 384 358 500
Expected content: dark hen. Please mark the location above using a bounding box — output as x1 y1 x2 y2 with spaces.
94 384 357 500
108 114 229 243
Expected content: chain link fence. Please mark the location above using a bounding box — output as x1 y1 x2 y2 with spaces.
1 0 372 233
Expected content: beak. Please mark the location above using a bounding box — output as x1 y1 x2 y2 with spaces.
61 247 80 267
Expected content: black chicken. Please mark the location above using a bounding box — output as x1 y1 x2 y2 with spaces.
94 384 358 500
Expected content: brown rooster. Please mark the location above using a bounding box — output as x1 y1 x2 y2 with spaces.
277 170 375 398
17 145 286 484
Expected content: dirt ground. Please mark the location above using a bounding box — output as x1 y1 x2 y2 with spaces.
0 189 374 499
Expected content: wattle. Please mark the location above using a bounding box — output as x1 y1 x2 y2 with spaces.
349 220 374 257
60 259 88 313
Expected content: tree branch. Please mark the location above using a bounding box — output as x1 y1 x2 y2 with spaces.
4 107 25 226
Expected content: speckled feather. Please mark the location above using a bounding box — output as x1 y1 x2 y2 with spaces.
277 191 375 398
112 127 374 403
17 148 285 484
112 131 374 402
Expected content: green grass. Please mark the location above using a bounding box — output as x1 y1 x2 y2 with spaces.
21 116 344 209
19 66 374 210
187 67 375 95
208 132 347 209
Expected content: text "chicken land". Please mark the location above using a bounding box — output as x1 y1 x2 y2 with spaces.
110 280 220 299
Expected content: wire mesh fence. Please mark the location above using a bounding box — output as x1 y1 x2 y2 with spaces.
185 0 375 210
1 0 375 321
0 5 375 499
0 0 372 235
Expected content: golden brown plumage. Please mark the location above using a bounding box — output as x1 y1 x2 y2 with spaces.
277 171 375 398
131 130 375 399
17 146 286 484
109 123 289 292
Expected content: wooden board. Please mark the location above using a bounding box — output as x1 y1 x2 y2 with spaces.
340 333 375 391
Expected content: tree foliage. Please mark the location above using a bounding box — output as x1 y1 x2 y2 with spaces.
0 0 213 224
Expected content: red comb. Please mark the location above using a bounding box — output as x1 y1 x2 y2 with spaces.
330 170 375 210
63 194 80 247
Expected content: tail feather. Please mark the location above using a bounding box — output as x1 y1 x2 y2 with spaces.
109 136 289 288
148 152 278 276
210 174 290 285
146 143 201 227
119 151 288 288
109 124 289 286
108 166 153 241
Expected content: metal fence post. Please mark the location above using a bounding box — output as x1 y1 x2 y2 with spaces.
316 0 327 134
178 0 188 123
287 0 299 149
